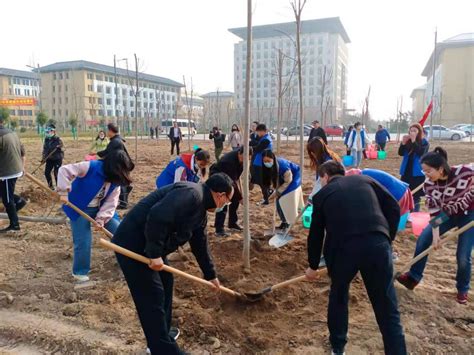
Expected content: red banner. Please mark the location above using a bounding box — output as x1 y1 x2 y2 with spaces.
0 98 37 106
418 100 433 126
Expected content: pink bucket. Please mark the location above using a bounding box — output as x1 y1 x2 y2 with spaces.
410 212 430 236
85 154 97 161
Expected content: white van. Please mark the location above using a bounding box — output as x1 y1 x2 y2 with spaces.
161 119 197 137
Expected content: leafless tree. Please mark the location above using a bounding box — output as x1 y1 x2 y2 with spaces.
291 0 307 177
183 75 194 151
319 65 333 126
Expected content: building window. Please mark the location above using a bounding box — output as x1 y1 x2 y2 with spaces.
59 73 63 79
52 86 55 93
66 110 69 117
106 87 111 94
65 97 69 104
87 73 93 80
98 98 103 105
65 85 68 92
122 88 127 96
107 110 113 116
66 72 69 79
53 74 57 80
53 98 56 104
97 85 103 93
96 74 103 81
88 85 93 91
52 109 56 116
130 101 134 107
106 98 112 106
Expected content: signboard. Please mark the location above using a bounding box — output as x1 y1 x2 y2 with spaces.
0 98 37 106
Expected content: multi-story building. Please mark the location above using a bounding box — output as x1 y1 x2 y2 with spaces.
413 33 474 127
201 91 236 130
229 17 350 126
410 84 426 120
178 89 204 124
38 60 183 130
0 68 40 127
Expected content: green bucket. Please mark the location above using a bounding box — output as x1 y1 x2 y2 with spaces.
377 151 387 160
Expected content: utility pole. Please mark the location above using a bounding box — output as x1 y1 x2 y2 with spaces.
242 0 252 270
429 29 438 140
114 55 119 126
134 53 139 163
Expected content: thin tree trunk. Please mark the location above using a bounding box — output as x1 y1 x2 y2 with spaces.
134 53 139 163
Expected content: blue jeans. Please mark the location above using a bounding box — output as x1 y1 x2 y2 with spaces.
408 210 474 293
70 207 120 276
351 149 363 168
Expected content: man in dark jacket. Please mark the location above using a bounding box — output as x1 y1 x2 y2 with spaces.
42 124 64 189
0 116 25 232
209 126 225 161
98 123 134 209
305 161 406 355
168 122 182 155
112 174 233 355
375 124 391 151
309 120 328 144
249 121 260 147
210 146 252 237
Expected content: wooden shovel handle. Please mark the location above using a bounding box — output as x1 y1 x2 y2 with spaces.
410 182 424 195
271 275 307 291
25 172 240 298
397 221 474 275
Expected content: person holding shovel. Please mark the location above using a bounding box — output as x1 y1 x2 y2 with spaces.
57 150 134 283
397 147 473 304
210 146 252 237
261 150 303 231
156 148 211 188
112 173 233 355
306 161 406 355
251 123 273 205
42 124 64 190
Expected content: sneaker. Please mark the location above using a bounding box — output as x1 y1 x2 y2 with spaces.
228 224 243 232
396 272 418 290
456 292 468 305
169 327 181 341
215 230 230 238
0 225 20 233
331 350 345 355
256 199 269 206
276 222 290 230
72 274 90 282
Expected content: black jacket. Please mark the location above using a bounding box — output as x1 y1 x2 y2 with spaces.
249 132 259 147
42 135 64 161
307 175 400 270
309 127 328 144
97 134 128 159
210 150 243 200
209 131 225 149
112 182 217 280
168 127 182 141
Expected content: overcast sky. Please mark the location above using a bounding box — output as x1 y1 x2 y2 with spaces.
2 0 472 120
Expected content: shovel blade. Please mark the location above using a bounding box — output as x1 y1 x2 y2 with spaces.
263 229 275 237
269 232 293 248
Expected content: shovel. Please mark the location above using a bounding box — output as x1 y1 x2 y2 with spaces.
394 221 473 279
245 258 327 302
269 202 310 248
25 172 242 298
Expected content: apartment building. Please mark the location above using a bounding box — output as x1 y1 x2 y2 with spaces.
0 68 40 126
202 91 235 129
39 60 183 130
229 17 350 125
413 33 474 126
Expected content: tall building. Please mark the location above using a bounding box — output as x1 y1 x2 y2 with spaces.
38 60 183 130
178 88 204 123
413 33 474 126
229 17 350 126
410 84 426 120
201 91 235 130
0 68 40 127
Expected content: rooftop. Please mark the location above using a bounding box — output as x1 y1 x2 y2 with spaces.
38 60 183 87
229 17 350 43
0 68 39 80
422 33 474 77
410 83 426 98
201 91 234 98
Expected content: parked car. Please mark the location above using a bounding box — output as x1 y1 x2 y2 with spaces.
325 124 345 137
457 124 474 136
451 123 469 130
424 125 467 141
285 125 312 136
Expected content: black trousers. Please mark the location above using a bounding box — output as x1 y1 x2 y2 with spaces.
215 189 240 231
327 233 406 354
170 138 180 155
0 178 19 227
45 159 62 189
377 142 387 151
115 254 184 355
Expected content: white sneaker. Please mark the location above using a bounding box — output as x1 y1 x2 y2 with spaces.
146 348 151 354
72 274 90 282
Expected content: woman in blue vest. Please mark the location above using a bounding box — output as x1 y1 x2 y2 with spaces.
156 148 211 189
347 121 370 168
57 150 134 283
398 123 429 211
251 124 273 205
262 150 301 230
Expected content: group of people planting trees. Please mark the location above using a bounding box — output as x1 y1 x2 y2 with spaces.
0 112 472 355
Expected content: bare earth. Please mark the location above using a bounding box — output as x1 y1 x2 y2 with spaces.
0 137 473 354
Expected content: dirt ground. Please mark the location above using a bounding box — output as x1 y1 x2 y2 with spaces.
0 136 473 354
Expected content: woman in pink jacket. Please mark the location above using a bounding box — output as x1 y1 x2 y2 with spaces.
57 150 134 282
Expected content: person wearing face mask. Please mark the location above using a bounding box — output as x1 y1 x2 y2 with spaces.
42 124 64 190
261 150 303 231
89 130 109 155
305 161 406 355
398 123 429 212
210 146 253 237
346 121 370 168
156 148 211 189
112 173 234 355
396 147 473 305
251 124 273 205
228 124 243 151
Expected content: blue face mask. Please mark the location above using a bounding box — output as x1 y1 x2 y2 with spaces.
264 161 273 168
